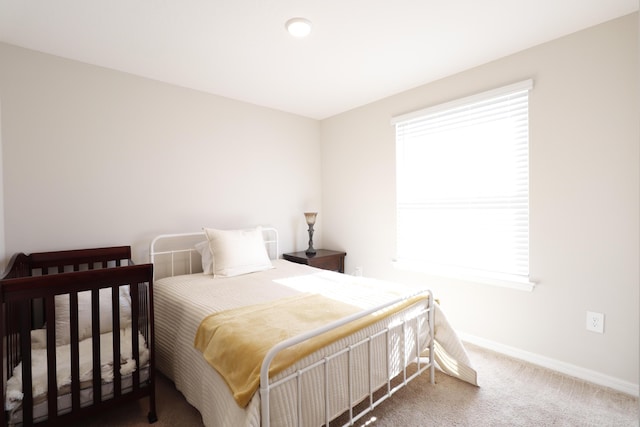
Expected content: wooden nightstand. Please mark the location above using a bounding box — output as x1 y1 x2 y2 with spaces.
283 250 346 273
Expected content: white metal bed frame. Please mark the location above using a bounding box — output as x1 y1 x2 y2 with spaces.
149 228 435 427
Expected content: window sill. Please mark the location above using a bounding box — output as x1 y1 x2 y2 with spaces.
393 260 536 292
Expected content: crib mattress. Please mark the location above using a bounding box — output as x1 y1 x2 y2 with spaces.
5 327 150 426
8 366 150 426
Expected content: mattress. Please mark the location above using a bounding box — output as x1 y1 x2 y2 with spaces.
154 259 474 427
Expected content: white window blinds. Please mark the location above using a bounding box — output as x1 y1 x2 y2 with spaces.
393 80 533 286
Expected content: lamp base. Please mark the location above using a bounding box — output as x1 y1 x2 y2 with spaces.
306 223 316 257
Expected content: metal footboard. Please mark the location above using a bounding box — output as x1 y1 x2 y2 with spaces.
259 289 435 427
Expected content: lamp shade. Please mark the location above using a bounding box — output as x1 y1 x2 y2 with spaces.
304 212 317 226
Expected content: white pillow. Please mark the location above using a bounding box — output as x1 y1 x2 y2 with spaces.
54 286 132 346
203 227 273 277
195 240 214 275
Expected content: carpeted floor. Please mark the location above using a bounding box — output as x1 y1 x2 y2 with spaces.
73 343 639 426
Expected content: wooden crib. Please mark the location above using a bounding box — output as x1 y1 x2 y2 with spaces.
0 246 156 426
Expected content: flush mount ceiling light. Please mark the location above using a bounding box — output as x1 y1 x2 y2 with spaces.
285 17 312 37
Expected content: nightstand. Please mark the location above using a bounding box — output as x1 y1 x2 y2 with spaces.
283 250 346 273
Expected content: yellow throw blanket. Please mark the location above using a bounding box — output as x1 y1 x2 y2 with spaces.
194 292 428 407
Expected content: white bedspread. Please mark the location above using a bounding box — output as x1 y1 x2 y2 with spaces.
5 327 149 411
154 259 477 427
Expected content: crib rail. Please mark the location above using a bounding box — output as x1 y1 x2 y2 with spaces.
2 246 132 280
259 289 435 427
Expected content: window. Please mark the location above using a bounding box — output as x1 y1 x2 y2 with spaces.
392 80 534 290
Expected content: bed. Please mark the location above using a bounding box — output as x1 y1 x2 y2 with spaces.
150 226 477 427
0 246 156 427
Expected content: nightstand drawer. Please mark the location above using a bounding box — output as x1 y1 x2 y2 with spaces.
307 256 342 272
283 250 346 273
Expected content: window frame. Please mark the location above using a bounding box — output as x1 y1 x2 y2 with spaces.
391 80 536 292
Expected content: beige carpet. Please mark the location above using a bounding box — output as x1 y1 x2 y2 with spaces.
73 343 639 426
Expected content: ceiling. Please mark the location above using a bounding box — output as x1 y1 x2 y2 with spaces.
0 1 637 120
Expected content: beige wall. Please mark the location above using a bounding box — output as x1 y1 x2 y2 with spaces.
321 13 639 389
0 42 322 263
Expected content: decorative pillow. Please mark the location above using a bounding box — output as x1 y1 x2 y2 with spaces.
54 286 132 346
195 240 214 275
203 226 273 277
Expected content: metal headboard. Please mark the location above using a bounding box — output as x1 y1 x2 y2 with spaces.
149 227 279 279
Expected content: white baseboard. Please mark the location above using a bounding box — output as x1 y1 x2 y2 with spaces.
458 332 639 397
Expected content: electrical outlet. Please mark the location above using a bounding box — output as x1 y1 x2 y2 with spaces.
586 311 604 334
354 267 363 277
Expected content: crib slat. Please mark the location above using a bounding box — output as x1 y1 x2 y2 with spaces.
19 300 34 427
111 285 122 398
0 297 4 427
45 295 58 423
131 282 140 391
69 291 82 411
6 303 18 391
91 289 102 404
147 276 157 422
